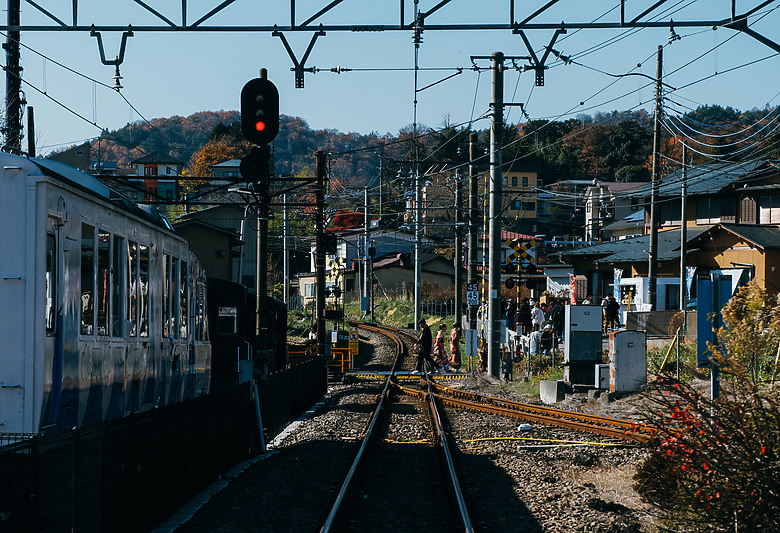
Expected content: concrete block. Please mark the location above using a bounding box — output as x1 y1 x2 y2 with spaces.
540 380 566 404
587 389 602 400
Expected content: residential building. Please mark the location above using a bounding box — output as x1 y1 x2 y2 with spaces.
128 152 184 203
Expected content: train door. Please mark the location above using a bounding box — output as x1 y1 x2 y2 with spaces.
40 218 63 430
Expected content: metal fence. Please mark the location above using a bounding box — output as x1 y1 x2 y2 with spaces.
0 385 252 533
258 355 328 439
0 357 328 533
421 299 458 317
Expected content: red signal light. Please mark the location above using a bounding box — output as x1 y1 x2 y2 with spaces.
255 121 266 132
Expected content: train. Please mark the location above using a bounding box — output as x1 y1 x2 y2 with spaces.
0 152 211 437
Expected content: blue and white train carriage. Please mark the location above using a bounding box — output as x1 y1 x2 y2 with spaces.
0 152 211 437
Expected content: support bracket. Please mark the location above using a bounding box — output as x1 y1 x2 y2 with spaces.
512 28 566 86
273 28 326 88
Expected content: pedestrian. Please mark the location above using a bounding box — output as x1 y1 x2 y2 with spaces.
518 297 532 335
549 300 564 343
414 318 436 375
531 301 546 330
448 323 462 372
433 324 449 371
529 323 544 360
606 295 621 330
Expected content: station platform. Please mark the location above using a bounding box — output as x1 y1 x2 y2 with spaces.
344 370 469 381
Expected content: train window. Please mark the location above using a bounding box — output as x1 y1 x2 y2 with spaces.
139 244 150 337
112 236 125 337
163 254 170 338
128 241 138 336
80 223 95 335
97 230 110 336
45 233 57 334
180 261 188 338
172 257 180 339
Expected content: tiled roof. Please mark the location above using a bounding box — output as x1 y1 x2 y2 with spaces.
130 152 184 165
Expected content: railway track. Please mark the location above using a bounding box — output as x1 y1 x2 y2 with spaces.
357 322 659 444
322 323 473 532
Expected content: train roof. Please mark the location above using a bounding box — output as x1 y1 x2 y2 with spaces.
24 155 175 233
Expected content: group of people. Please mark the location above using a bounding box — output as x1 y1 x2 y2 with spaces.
414 318 463 375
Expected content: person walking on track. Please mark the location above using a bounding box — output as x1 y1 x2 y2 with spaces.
414 318 436 375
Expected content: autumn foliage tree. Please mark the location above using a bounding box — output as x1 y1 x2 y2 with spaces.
635 281 780 531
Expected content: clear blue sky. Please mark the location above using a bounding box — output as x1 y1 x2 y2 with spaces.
11 1 780 155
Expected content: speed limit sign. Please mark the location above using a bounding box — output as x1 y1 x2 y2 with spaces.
466 283 479 306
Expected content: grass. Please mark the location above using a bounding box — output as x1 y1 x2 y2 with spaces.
501 367 564 398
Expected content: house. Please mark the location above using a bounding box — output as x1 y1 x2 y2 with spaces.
128 152 185 203
48 142 90 172
584 181 645 241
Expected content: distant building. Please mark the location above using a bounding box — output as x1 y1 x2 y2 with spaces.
128 152 184 203
47 142 90 172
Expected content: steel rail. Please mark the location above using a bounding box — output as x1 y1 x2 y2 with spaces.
320 324 403 533
394 382 657 444
434 383 659 438
423 380 475 533
349 322 475 531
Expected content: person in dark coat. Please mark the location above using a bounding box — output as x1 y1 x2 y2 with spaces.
549 301 564 343
414 318 436 374
517 297 532 335
605 295 621 330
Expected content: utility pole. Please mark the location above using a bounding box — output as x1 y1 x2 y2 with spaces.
414 161 422 327
468 132 479 331
315 150 327 357
283 193 290 304
4 0 22 149
26 106 34 157
454 166 463 329
487 51 504 378
648 44 663 310
379 147 384 219
364 186 370 318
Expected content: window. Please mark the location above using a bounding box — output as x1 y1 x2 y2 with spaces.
511 200 522 210
139 244 149 337
759 195 780 224
163 254 170 338
696 197 729 224
127 241 138 336
166 166 172 175
503 177 508 187
144 165 158 177
45 233 56 334
522 201 536 211
304 283 315 297
218 307 238 334
172 257 180 339
80 224 95 335
512 177 517 187
180 261 188 339
522 176 528 187
112 236 125 337
97 230 110 336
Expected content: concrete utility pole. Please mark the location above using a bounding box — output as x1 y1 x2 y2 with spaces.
647 44 663 310
364 186 370 318
414 164 422 327
4 0 22 149
454 166 463 328
468 132 480 331
487 51 504 378
315 151 327 357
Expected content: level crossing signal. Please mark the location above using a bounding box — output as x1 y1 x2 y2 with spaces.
241 77 279 145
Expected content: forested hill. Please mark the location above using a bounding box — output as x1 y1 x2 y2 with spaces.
76 103 778 187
